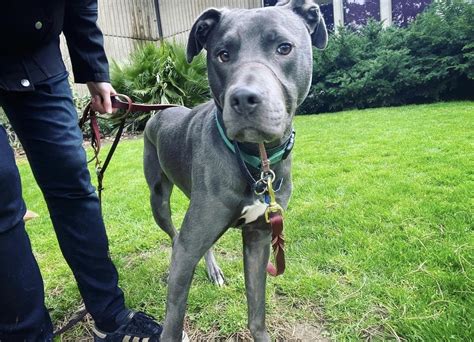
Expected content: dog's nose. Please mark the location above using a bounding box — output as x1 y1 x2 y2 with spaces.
230 88 262 115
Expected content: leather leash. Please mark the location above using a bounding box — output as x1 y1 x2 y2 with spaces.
258 143 286 277
79 94 177 209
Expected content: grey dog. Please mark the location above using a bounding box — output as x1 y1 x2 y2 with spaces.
143 0 327 340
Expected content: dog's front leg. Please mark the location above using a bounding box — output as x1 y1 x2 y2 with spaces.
161 199 233 342
242 223 272 342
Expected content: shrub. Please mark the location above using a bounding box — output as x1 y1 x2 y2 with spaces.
404 0 474 100
111 41 210 131
300 0 474 114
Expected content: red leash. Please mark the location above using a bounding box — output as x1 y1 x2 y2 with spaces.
266 214 285 276
258 144 286 276
79 94 177 207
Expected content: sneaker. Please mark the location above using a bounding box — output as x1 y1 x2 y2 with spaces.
92 310 162 341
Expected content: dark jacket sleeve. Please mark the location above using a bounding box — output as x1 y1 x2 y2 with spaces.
63 0 110 83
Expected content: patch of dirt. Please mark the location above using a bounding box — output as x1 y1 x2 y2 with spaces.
288 322 329 342
57 313 330 341
60 316 330 342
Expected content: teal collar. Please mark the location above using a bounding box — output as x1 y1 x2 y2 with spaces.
214 109 295 170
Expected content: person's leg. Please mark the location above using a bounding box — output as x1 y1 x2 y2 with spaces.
1 71 125 331
0 124 53 341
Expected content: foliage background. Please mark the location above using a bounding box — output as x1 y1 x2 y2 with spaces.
110 42 210 131
3 1 472 138
299 0 474 114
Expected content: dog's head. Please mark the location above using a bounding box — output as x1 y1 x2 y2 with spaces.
187 0 327 144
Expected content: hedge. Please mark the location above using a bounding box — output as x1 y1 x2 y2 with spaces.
299 0 474 114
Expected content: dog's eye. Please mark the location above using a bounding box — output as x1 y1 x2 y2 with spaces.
217 50 230 63
277 43 293 55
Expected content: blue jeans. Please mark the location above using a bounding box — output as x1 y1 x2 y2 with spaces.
0 71 125 341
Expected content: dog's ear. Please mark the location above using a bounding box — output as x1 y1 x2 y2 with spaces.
277 0 328 49
186 8 222 63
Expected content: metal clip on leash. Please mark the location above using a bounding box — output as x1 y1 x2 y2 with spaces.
263 171 284 223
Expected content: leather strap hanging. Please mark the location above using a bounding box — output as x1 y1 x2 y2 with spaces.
259 143 286 276
79 94 178 208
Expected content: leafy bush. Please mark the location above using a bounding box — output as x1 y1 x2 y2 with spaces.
300 0 474 114
111 41 210 131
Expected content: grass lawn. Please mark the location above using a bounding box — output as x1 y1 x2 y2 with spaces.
18 101 473 340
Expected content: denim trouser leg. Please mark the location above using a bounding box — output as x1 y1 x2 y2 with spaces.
0 71 125 340
0 126 53 342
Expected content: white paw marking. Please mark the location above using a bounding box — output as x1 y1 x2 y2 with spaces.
240 200 267 224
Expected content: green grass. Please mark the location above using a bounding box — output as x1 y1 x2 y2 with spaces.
19 101 473 340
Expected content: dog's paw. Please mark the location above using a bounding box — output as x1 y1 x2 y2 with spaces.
206 263 225 286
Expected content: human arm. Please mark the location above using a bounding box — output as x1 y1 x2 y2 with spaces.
63 0 115 113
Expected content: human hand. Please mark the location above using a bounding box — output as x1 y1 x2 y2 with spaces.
86 82 117 114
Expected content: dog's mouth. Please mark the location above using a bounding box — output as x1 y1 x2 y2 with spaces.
222 110 288 144
226 122 285 143
233 127 275 143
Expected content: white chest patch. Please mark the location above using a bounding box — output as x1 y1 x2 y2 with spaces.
239 200 268 224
